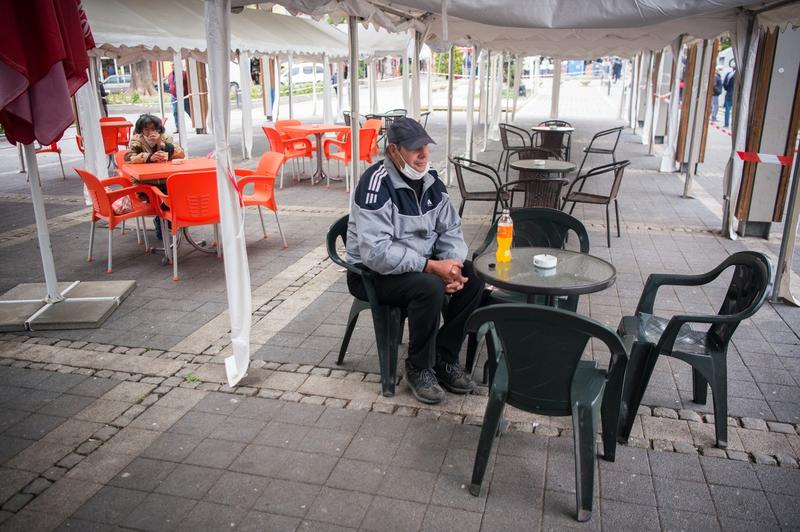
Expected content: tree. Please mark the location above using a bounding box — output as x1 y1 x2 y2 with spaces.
130 60 155 96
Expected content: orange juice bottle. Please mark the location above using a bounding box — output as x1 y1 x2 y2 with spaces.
495 209 513 263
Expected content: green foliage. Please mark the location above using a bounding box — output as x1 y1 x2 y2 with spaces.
130 91 141 104
280 82 324 97
719 35 732 51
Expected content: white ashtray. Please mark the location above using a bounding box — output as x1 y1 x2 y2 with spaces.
532 159 546 167
171 159 185 165
533 254 557 269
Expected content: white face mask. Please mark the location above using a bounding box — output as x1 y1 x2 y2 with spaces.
400 161 429 181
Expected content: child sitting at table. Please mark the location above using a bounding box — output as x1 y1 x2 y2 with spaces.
125 114 184 241
124 114 185 164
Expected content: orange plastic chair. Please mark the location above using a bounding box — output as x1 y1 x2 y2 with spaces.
35 142 65 179
100 116 131 149
114 150 128 174
75 135 85 155
234 152 287 247
262 126 311 189
151 170 221 281
323 128 377 190
363 118 383 157
75 168 158 273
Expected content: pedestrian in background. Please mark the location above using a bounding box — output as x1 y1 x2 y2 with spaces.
711 65 723 122
723 61 736 129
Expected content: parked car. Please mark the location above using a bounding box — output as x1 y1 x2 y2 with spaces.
102 74 131 93
280 63 325 86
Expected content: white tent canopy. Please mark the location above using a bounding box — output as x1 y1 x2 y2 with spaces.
84 0 350 62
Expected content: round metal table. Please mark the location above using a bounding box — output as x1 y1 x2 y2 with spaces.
509 159 576 175
473 246 616 304
530 126 575 134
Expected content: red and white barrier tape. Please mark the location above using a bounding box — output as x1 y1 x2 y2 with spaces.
736 151 794 166
655 92 670 102
709 121 732 137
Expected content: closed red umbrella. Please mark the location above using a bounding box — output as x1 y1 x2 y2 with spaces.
0 0 95 311
0 0 94 145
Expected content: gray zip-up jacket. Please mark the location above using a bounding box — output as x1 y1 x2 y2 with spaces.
346 159 468 274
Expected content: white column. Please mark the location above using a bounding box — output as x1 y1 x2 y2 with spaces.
348 16 360 201
660 47 684 172
465 45 478 160
533 56 540 96
204 0 251 387
446 46 455 185
173 52 189 155
17 143 25 173
411 30 422 120
775 152 800 303
511 55 521 121
240 50 253 160
23 144 61 302
648 50 667 156
287 54 294 119
550 57 561 119
322 53 333 124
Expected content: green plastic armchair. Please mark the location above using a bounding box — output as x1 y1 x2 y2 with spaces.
466 304 630 522
617 251 774 448
326 215 403 397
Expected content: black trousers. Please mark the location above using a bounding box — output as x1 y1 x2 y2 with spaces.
347 261 484 370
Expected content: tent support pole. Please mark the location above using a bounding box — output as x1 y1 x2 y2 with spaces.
312 61 318 116
287 54 294 119
446 46 454 186
774 150 800 304
173 53 188 155
17 144 25 173
427 53 434 112
465 46 477 160
348 16 360 203
322 53 333 124
482 50 491 151
617 59 627 120
23 144 62 303
157 61 166 122
504 54 511 120
511 55 521 121
402 43 410 110
411 30 421 120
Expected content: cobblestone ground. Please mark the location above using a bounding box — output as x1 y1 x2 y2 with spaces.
0 94 799 530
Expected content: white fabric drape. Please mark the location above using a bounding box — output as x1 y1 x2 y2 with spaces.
445 46 455 185
369 59 378 114
204 0 251 387
478 49 487 126
338 62 345 118
239 50 253 160
550 57 561 119
173 52 189 155
723 13 759 238
481 50 491 151
411 30 422 120
75 72 109 188
287 54 294 119
322 53 333 124
660 37 684 172
348 16 360 198
488 53 502 141
641 51 655 145
511 54 521 121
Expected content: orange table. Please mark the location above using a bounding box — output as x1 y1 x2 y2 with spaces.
99 120 132 155
283 124 350 185
120 158 217 185
120 158 219 257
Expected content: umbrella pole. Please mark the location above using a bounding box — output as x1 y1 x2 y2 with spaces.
22 144 62 303
445 46 454 186
157 61 166 122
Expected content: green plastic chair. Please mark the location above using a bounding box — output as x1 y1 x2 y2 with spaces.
617 251 774 448
466 304 630 522
465 208 590 375
326 215 403 397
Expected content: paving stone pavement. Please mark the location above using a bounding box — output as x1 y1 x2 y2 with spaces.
1 98 800 530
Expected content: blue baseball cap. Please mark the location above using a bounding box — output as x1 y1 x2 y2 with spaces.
387 117 436 150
